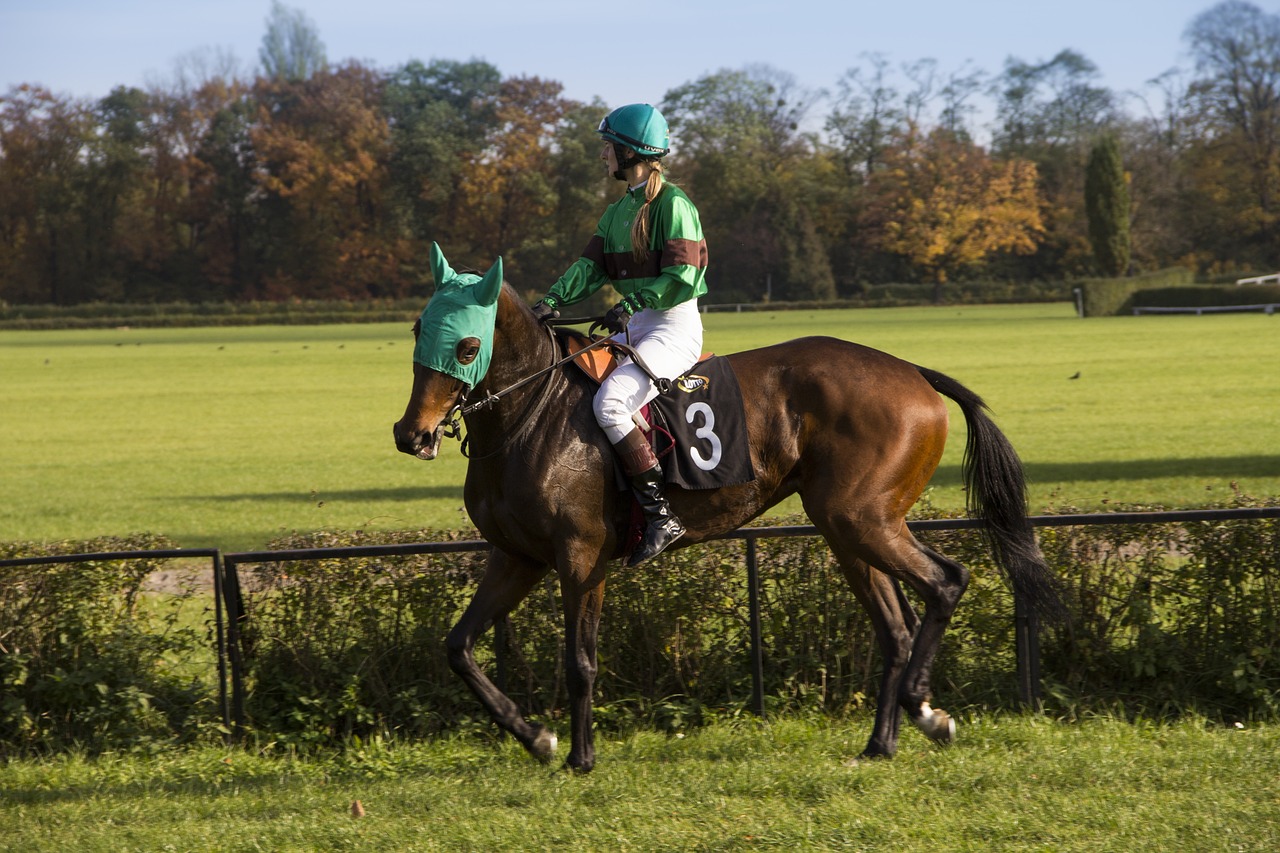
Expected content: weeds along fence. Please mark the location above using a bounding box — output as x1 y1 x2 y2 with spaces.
2 504 1278 753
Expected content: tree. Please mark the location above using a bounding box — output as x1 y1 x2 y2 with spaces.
382 58 502 270
1185 0 1280 263
259 1 327 83
992 49 1119 276
0 85 96 304
1085 135 1131 276
663 65 833 301
865 127 1044 300
250 62 398 298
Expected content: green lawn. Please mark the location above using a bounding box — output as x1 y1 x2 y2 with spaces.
1 715 1276 852
2 303 1277 551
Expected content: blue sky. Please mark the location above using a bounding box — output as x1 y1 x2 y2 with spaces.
2 0 1223 131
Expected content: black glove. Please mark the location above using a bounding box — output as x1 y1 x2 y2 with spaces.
600 301 633 334
531 297 560 325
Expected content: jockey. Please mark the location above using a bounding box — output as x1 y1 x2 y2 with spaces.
531 103 709 566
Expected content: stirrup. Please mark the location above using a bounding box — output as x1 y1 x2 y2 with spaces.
628 517 686 567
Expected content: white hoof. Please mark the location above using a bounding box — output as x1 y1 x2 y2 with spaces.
529 727 558 763
914 702 956 745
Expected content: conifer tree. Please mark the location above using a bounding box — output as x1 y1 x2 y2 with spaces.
1084 134 1130 276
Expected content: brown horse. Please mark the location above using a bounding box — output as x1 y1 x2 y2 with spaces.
393 246 1058 772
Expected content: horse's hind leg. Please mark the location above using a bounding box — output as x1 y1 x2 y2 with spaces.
446 548 556 762
836 558 918 758
818 516 968 751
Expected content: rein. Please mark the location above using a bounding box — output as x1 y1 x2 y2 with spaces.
443 320 672 460
446 325 578 461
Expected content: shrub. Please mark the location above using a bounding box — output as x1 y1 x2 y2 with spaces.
0 535 216 754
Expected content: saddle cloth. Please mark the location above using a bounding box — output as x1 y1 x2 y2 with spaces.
566 334 756 490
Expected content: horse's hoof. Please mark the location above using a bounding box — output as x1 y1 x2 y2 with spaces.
913 703 956 745
527 725 558 763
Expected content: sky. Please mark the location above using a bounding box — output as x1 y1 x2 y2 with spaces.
1 0 1224 133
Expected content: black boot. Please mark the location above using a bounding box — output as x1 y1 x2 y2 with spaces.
627 464 686 566
613 429 686 566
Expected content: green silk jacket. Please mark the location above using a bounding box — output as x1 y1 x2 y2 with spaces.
547 182 708 311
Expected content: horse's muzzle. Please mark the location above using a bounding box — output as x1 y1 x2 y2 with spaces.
393 421 443 460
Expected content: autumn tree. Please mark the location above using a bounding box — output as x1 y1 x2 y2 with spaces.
1184 0 1280 265
865 127 1044 300
444 75 582 283
0 86 96 304
250 62 400 298
992 50 1118 277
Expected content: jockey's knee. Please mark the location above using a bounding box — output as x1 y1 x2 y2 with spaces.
593 394 633 444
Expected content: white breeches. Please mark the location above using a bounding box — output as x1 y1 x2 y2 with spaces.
593 299 703 444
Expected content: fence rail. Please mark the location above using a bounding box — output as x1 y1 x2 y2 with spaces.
5 506 1280 738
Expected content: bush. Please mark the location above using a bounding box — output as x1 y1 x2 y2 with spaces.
0 535 217 754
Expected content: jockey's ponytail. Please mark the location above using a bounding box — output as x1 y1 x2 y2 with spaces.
630 162 665 263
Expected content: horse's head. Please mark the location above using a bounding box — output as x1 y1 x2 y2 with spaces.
393 242 503 460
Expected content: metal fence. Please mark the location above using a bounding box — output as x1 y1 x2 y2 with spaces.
4 506 1280 736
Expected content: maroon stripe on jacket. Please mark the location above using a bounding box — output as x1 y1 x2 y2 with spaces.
583 238 710 281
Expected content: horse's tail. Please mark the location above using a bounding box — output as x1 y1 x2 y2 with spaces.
918 366 1064 620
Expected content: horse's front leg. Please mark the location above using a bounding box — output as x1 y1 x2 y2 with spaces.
445 548 557 762
558 550 610 773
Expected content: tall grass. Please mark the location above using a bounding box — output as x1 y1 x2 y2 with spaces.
2 303 1277 550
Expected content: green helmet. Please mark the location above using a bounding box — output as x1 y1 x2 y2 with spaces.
598 103 670 159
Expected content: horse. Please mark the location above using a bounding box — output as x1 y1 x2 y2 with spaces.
393 244 1059 772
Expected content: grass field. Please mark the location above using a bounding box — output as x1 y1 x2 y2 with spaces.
2 302 1278 551
1 715 1276 851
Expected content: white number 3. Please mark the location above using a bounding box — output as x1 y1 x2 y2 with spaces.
685 402 722 471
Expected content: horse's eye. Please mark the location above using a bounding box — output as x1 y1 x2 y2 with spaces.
456 337 481 365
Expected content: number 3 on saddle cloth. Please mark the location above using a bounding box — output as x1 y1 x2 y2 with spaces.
566 335 757 490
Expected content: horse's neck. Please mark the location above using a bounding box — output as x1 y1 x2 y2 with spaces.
472 287 556 427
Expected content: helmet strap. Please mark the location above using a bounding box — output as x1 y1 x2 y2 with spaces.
611 143 637 181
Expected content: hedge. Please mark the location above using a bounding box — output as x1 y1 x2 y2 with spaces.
3 495 1278 753
1130 282 1280 310
235 496 1280 746
0 534 218 755
1077 267 1195 317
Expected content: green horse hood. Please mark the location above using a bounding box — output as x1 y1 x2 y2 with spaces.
414 243 504 387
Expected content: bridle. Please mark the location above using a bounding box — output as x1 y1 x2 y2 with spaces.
438 319 672 461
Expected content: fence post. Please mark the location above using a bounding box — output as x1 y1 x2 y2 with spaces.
745 536 766 718
213 552 231 737
221 557 248 735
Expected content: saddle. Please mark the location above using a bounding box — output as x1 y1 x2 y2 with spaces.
563 332 755 491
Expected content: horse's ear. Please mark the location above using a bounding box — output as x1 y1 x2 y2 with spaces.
475 257 503 307
429 242 455 289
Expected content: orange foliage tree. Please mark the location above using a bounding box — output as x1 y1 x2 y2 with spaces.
865 127 1045 300
250 61 405 299
450 76 574 280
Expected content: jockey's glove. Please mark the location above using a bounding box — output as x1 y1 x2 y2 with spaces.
600 294 644 334
531 297 560 324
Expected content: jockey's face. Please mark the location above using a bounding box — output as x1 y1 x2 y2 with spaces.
601 141 620 177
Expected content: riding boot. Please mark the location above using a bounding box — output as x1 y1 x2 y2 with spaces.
613 429 686 566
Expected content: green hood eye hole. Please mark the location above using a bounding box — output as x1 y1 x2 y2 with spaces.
456 337 481 365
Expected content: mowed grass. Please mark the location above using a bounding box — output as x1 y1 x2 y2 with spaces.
1 715 1276 852
2 303 1278 551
